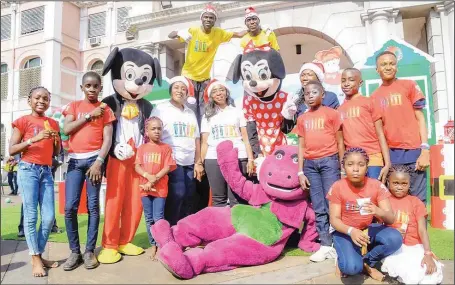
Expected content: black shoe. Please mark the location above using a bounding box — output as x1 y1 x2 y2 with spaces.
17 230 24 238
63 253 83 271
51 226 63 234
83 251 99 270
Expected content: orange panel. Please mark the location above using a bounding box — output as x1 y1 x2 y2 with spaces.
430 145 444 183
58 181 89 215
430 196 446 229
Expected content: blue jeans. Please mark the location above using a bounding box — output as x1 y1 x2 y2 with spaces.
141 196 166 246
367 166 382 180
64 156 101 253
17 161 55 255
8 171 18 194
333 224 402 275
165 164 196 226
304 154 340 246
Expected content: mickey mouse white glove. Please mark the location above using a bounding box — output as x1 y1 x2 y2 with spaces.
114 143 135 161
177 29 192 43
281 93 299 120
262 24 273 36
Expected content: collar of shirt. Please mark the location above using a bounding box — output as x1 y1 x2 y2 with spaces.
165 100 192 113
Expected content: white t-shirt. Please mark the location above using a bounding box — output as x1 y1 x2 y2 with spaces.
201 105 248 159
151 101 200 166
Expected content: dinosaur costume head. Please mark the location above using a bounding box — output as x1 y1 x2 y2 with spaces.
258 145 307 201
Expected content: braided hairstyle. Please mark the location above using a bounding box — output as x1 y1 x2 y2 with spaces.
386 164 413 190
342 147 369 166
28 86 51 98
143 116 163 143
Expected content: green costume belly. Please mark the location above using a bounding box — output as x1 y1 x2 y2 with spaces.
231 203 283 246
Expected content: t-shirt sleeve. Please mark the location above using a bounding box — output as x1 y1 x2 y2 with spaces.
194 117 200 139
201 115 210 133
163 145 177 172
413 197 428 220
296 116 305 137
103 106 116 125
377 182 391 202
11 117 25 134
62 101 76 117
238 108 247 127
407 81 425 106
269 32 280 51
369 98 382 122
242 95 255 122
219 28 234 43
331 110 342 132
326 182 342 204
150 105 161 119
134 147 143 165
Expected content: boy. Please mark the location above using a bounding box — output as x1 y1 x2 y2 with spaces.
240 7 280 51
371 51 429 203
297 81 344 262
62 71 116 271
339 68 391 182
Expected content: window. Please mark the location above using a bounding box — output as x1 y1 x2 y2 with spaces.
1 64 8 100
90 60 104 98
21 6 45 35
1 15 11 40
1 124 5 160
117 7 131 33
88 12 106 38
19 57 42 98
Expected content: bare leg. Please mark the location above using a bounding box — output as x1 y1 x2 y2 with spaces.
147 246 158 261
40 257 58 268
31 255 46 277
363 263 384 281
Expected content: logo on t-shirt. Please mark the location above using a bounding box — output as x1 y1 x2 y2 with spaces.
143 152 161 164
33 126 43 136
341 107 360 120
304 118 325 130
381 93 402 108
172 122 197 138
395 210 409 237
211 124 238 139
194 40 208 52
345 201 361 212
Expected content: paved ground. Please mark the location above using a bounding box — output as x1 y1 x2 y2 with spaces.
1 188 454 284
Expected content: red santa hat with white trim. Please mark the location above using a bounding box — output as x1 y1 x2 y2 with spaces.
244 7 259 22
200 3 218 20
298 61 325 82
203 78 231 104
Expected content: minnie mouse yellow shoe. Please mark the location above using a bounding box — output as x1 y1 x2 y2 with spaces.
118 243 144 256
97 248 122 264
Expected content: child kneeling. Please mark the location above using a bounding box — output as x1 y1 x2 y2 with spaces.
135 117 176 260
381 165 443 284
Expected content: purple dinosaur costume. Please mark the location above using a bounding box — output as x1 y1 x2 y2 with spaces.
152 141 319 279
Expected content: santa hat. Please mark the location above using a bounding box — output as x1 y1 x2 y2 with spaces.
298 62 325 82
244 7 258 21
169 76 195 104
203 79 231 104
200 4 218 20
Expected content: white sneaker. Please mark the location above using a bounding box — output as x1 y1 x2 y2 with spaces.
309 246 337 262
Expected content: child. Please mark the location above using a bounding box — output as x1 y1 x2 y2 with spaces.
62 71 116 271
9 86 61 277
381 165 444 284
372 51 429 203
339 68 391 182
296 80 344 262
327 148 402 281
134 117 176 260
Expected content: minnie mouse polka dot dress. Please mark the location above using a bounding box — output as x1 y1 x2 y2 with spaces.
242 91 288 155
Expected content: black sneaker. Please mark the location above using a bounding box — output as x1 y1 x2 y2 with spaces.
51 226 63 234
83 251 99 269
63 252 83 271
17 230 25 238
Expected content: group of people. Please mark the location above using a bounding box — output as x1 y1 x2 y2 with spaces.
7 4 443 284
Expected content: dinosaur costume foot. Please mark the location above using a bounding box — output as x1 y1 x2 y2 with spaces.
152 219 175 247
118 243 144 256
159 241 194 279
98 248 122 264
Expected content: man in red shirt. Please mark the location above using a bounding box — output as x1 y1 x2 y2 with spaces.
371 51 430 203
62 71 116 271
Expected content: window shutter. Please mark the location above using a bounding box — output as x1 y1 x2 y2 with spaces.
88 12 106 38
1 124 5 159
21 6 45 35
19 67 41 98
1 15 11 40
1 65 8 100
90 61 104 98
117 7 130 33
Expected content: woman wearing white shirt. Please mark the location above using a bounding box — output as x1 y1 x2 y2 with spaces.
200 80 255 207
150 76 204 225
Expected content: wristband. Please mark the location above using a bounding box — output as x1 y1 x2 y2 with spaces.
347 227 353 236
96 156 104 164
26 139 33 146
142 172 148 178
297 171 304 176
420 143 430 150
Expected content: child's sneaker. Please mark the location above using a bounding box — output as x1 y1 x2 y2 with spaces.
309 245 336 262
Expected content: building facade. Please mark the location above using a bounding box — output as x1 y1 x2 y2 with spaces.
1 0 454 162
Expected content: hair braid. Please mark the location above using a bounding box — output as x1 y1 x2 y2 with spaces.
342 147 369 166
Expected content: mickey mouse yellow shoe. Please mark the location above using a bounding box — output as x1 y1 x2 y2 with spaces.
97 248 122 264
118 243 144 256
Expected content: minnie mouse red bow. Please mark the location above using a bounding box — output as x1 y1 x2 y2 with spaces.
243 40 272 54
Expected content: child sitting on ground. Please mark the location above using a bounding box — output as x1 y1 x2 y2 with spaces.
134 117 176 260
381 165 444 284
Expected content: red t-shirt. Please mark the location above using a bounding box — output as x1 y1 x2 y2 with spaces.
388 195 427 246
12 115 59 166
62 100 116 154
327 178 391 230
371 79 424 149
134 142 176 198
297 106 341 159
339 95 382 154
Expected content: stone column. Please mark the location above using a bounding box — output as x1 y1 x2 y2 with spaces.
105 1 114 45
361 8 400 50
79 7 88 50
8 3 17 102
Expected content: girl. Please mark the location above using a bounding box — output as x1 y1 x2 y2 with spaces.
328 147 402 281
150 76 203 226
297 81 344 262
9 86 61 277
135 117 176 260
381 165 443 284
200 80 255 207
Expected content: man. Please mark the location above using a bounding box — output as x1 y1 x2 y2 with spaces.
4 156 18 195
240 7 280 51
168 4 246 214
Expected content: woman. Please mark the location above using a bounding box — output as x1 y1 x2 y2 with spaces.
200 80 255 207
150 76 204 226
281 62 339 133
